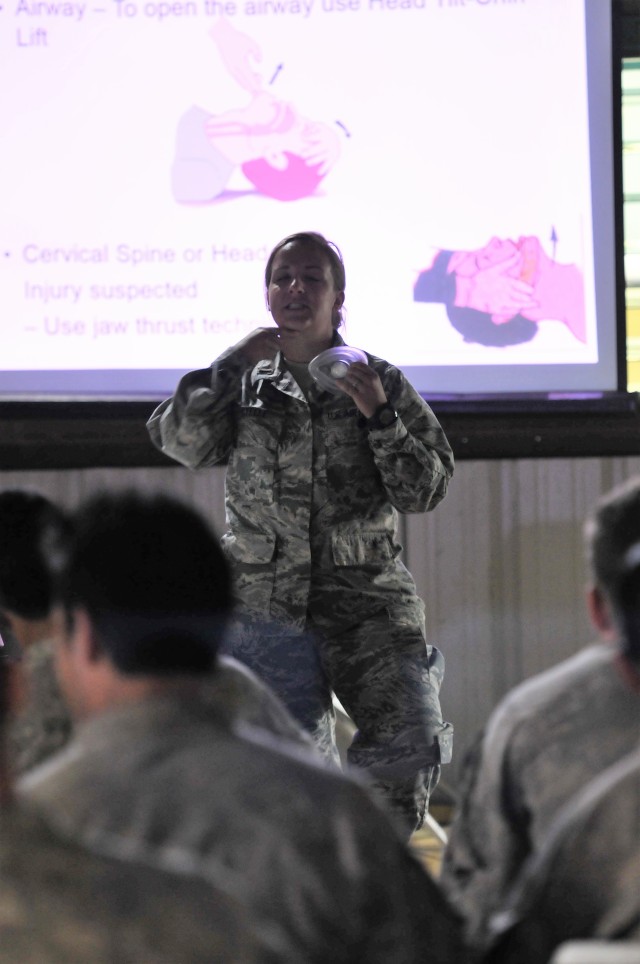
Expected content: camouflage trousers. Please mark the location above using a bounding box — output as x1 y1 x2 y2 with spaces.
223 605 453 838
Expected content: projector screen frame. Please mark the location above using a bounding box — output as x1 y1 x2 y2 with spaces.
0 0 638 467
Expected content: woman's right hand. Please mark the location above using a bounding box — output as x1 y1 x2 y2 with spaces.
235 327 281 365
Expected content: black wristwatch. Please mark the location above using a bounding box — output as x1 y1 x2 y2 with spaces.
367 402 399 431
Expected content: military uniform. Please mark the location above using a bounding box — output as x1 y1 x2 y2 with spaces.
0 800 255 963
440 643 640 950
19 691 466 964
9 643 313 775
9 639 73 775
148 334 455 833
204 653 317 753
485 748 640 963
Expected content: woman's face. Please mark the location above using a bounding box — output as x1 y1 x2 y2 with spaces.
266 240 344 359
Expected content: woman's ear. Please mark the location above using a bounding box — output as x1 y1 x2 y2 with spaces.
332 291 345 328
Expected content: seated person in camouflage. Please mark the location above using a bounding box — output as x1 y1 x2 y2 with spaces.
0 488 314 774
148 230 455 838
0 490 74 773
483 747 640 964
0 651 257 962
440 476 640 952
20 488 466 964
483 543 640 963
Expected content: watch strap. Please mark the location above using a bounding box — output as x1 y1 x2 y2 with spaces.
367 402 399 431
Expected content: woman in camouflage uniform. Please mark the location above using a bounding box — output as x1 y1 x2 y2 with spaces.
148 231 455 835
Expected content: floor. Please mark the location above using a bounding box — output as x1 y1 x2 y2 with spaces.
410 797 454 878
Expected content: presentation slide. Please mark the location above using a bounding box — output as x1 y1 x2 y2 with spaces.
0 0 619 397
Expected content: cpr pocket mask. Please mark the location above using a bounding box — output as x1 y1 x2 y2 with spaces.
308 346 367 394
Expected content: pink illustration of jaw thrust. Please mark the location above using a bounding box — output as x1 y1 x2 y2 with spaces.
414 235 586 348
171 20 341 204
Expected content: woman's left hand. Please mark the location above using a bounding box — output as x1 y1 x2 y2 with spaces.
334 362 387 418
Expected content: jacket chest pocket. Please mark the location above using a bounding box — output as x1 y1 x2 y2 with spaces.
322 410 375 486
236 406 281 449
228 448 275 506
323 409 365 460
231 410 280 506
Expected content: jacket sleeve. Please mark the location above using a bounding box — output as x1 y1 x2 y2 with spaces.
367 365 454 514
146 345 247 469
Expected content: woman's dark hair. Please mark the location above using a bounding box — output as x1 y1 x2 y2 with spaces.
264 231 346 328
57 490 233 676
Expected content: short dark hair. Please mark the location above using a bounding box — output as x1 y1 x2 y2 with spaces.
264 231 346 328
56 490 233 676
585 477 640 664
0 489 70 620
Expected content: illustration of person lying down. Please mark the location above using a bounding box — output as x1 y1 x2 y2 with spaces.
413 235 586 347
171 18 340 203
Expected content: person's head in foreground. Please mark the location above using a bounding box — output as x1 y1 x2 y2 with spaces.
52 489 234 718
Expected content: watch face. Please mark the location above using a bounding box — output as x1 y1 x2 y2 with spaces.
378 404 397 426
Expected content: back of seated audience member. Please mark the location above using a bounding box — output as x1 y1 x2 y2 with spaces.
0 490 73 773
439 476 640 950
0 638 257 962
19 488 467 964
481 540 640 963
0 487 314 776
482 746 640 964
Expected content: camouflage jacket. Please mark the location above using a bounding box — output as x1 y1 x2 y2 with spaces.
440 644 640 950
485 748 640 963
9 639 73 775
19 691 467 964
0 801 255 963
148 336 454 630
9 644 314 776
